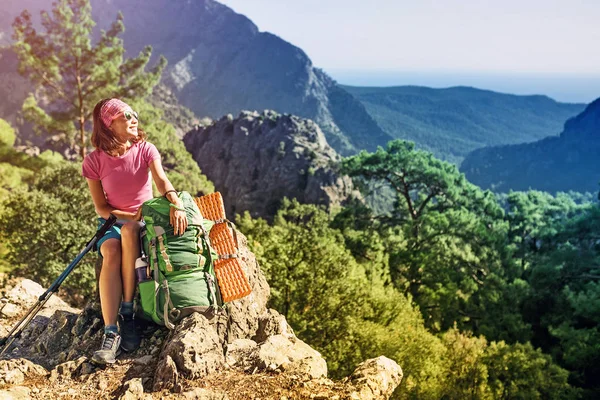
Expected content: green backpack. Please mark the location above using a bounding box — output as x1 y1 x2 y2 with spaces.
137 191 223 328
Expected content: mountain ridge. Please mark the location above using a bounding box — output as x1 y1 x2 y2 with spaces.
344 84 585 163
460 97 600 193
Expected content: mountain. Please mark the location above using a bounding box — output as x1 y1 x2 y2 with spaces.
461 98 600 194
183 110 357 219
0 0 392 155
0 48 31 128
343 85 585 164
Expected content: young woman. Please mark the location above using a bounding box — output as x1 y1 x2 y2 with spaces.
82 98 188 364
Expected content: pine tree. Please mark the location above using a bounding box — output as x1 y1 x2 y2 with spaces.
12 0 166 158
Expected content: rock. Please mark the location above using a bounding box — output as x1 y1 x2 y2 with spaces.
134 355 154 365
154 313 224 389
0 303 20 318
0 386 30 400
124 377 144 394
5 280 78 315
120 377 145 400
181 388 229 399
184 111 358 221
216 233 270 344
0 280 81 363
348 356 403 400
97 378 109 391
253 309 295 343
0 359 47 385
153 355 178 392
225 339 258 369
79 362 95 376
72 304 103 339
33 310 79 361
0 369 24 386
253 335 327 379
49 356 87 381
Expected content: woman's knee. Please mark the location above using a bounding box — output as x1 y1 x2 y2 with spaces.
100 239 121 265
121 221 143 241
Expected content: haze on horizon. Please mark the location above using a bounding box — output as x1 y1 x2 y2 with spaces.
219 0 600 103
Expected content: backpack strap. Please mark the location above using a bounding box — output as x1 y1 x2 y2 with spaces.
161 279 176 330
149 238 159 272
154 270 175 330
154 226 174 272
205 272 218 309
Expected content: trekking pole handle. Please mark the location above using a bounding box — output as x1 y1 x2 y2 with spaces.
82 213 117 251
97 213 118 239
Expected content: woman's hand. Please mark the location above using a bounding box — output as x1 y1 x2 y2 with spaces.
134 207 143 221
170 207 188 236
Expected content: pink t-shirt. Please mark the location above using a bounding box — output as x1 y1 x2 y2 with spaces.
82 141 161 213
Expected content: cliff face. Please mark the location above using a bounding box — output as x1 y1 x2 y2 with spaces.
184 110 357 219
461 98 600 193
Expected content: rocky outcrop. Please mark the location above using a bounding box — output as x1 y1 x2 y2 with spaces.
0 229 402 399
184 110 358 219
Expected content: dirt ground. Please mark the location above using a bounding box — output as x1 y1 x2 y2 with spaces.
19 356 354 399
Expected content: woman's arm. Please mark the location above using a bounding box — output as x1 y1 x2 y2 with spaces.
86 178 139 220
149 159 188 235
148 160 182 206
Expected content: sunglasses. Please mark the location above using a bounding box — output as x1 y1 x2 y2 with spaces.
123 110 139 121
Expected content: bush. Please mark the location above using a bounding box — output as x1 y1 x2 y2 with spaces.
0 162 98 302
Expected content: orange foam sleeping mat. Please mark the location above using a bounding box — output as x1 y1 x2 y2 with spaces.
194 192 252 302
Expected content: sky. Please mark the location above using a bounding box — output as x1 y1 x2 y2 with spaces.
219 0 600 103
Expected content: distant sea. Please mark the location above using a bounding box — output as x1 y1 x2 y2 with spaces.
325 69 600 104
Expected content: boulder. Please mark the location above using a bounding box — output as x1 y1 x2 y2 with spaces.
348 356 403 400
154 313 224 390
0 386 31 400
224 339 258 369
4 279 78 315
252 334 327 379
119 377 145 400
0 359 46 386
253 308 295 343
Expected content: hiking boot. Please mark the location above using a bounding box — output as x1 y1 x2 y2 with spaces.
119 314 142 352
91 332 121 365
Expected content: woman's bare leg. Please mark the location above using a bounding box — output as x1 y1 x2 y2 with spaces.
99 238 122 326
120 221 143 303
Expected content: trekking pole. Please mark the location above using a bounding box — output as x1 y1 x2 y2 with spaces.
0 214 117 357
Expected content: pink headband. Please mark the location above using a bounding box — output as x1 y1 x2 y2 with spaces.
100 98 130 128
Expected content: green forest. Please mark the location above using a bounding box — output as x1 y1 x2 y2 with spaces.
1 1 599 399
343 85 584 165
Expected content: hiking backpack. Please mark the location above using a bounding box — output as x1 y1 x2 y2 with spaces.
137 191 223 328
